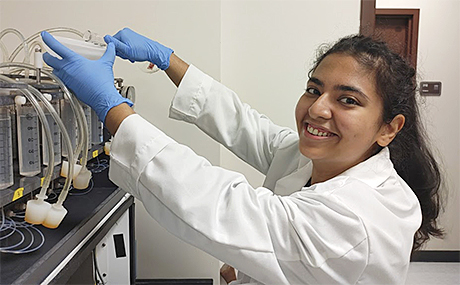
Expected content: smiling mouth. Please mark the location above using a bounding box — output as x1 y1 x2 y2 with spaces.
305 123 336 137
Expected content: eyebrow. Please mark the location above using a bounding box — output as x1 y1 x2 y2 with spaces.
308 76 370 101
308 77 323 87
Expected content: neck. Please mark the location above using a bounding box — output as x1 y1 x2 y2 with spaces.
310 157 365 184
310 145 381 184
310 161 344 184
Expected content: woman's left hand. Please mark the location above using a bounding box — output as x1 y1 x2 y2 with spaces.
41 31 132 123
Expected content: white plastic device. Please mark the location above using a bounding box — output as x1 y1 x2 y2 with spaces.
42 35 106 60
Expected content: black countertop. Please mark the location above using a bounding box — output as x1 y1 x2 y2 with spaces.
0 157 134 284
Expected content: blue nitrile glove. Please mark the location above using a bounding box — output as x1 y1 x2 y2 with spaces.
104 28 173 70
41 31 132 123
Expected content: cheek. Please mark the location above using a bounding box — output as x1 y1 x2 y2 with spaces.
336 114 369 140
295 104 301 123
294 101 304 127
342 116 382 142
295 96 309 121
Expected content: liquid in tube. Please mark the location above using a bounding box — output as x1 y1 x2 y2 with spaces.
0 107 14 189
42 100 61 166
16 103 41 177
60 98 77 158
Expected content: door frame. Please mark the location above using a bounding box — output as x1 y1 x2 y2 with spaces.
360 0 419 68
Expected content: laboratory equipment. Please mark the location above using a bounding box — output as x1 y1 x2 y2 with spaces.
9 27 83 63
42 203 67 229
25 195 52 224
81 102 92 150
120 85 136 106
42 34 105 60
0 27 135 231
0 28 30 64
82 30 105 46
91 108 103 146
42 96 61 166
0 106 13 189
60 97 77 158
6 83 56 226
39 65 92 193
15 97 41 177
20 80 74 226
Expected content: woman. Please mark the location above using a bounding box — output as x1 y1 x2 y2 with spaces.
41 28 443 284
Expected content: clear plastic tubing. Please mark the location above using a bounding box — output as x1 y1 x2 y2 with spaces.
0 63 86 162
0 106 14 189
15 100 41 177
0 75 54 191
9 27 82 63
0 73 71 197
42 99 61 166
44 71 89 174
25 85 73 194
0 62 89 205
0 41 9 63
91 108 103 146
52 82 88 205
0 28 30 64
34 67 88 204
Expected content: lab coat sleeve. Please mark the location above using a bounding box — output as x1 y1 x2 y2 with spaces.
169 65 297 175
109 114 368 284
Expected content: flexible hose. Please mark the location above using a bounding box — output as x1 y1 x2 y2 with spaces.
0 41 9 62
28 86 74 200
9 27 83 63
39 69 90 176
0 76 55 197
26 85 75 205
0 62 89 205
0 28 30 64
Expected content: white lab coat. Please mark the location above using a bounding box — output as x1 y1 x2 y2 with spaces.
109 65 422 284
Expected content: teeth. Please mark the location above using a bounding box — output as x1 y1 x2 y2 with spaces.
307 125 331 137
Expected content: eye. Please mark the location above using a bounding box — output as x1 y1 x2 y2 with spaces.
306 87 321 96
339 97 360 106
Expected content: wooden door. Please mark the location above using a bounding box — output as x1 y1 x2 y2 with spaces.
375 9 420 69
359 0 419 69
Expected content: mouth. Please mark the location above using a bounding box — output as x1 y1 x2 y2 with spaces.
304 123 336 138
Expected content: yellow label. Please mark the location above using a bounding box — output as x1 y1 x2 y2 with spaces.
13 187 24 201
41 177 45 186
92 150 99 158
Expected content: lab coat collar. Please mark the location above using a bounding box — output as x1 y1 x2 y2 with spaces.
337 147 393 189
273 154 312 196
273 147 393 196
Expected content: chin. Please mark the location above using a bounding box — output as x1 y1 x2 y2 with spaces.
298 144 320 160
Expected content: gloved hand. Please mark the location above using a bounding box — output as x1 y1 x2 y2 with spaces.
41 31 132 123
104 28 174 70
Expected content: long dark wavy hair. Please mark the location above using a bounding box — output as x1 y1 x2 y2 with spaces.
309 35 444 252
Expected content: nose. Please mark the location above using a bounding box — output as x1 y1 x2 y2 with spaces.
308 93 332 120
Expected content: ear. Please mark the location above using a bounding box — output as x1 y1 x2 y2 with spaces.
377 114 405 147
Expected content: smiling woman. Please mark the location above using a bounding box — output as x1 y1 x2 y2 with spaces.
307 35 443 251
295 53 405 184
42 28 444 284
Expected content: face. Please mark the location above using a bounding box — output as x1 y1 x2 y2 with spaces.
295 53 388 177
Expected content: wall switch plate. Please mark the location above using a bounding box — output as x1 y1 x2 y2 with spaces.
420 81 442 96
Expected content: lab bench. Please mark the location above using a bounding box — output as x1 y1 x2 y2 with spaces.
0 157 135 284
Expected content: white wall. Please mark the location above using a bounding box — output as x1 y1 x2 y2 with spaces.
376 0 460 251
220 0 360 186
